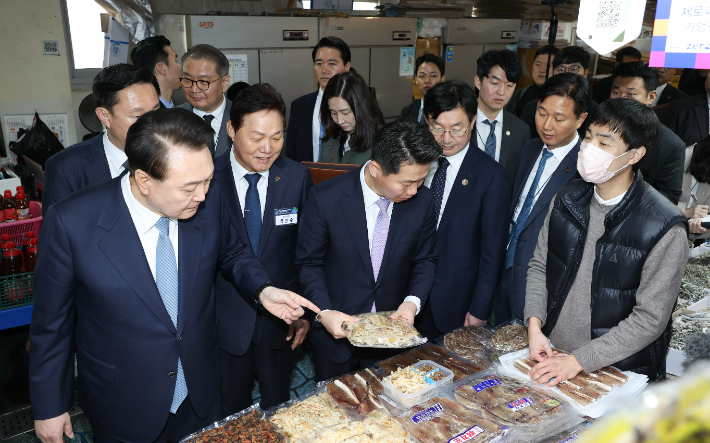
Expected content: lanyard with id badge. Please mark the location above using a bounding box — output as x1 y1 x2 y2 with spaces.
275 207 298 226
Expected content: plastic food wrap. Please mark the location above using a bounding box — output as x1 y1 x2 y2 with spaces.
379 345 486 381
342 311 428 348
268 392 351 441
180 405 284 443
490 324 528 353
394 396 509 442
305 409 411 443
443 327 491 360
381 360 455 409
321 370 386 417
536 423 589 442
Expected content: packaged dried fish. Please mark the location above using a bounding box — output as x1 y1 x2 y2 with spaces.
490 325 528 352
342 311 427 348
443 328 488 360
180 405 284 443
324 372 384 417
306 410 411 443
268 392 351 441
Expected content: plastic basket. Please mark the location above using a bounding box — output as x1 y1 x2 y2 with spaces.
0 201 43 245
0 272 34 311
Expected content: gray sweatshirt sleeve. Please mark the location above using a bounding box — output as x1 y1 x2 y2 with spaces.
523 200 556 327
572 223 690 373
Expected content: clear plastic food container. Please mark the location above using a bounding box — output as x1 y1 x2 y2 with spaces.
380 360 455 409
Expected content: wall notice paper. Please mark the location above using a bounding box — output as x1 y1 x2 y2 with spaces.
650 0 710 69
399 47 415 77
576 0 646 56
103 17 130 67
2 114 69 159
227 54 248 85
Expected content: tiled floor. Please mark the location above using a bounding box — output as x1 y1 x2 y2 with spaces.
0 325 317 442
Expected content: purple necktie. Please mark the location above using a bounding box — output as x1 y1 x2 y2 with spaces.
371 197 391 312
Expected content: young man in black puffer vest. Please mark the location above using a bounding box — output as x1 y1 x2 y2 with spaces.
523 98 689 383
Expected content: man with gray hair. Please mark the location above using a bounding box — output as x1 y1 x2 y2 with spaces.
179 44 232 157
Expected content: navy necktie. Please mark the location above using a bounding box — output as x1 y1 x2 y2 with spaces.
244 174 261 256
505 149 554 269
430 157 450 222
203 114 216 153
483 119 497 158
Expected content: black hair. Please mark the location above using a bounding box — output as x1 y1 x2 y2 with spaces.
181 44 229 77
321 71 384 153
229 83 286 133
423 80 477 122
125 108 213 181
227 81 250 102
130 35 171 72
476 49 522 83
586 98 661 171
415 53 445 77
537 73 591 118
553 46 591 70
371 118 442 176
615 46 642 64
93 63 160 112
534 45 559 59
311 36 351 65
612 61 658 96
689 135 710 184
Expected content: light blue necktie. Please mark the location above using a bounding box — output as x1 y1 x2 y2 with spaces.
483 119 497 158
244 174 261 256
318 123 325 159
155 217 187 413
505 149 554 269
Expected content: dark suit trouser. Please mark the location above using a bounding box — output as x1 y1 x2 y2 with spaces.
219 311 294 415
312 346 399 383
494 267 516 326
415 299 446 342
92 396 219 443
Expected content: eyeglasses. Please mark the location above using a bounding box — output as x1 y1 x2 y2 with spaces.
179 76 223 91
553 65 583 75
429 127 469 137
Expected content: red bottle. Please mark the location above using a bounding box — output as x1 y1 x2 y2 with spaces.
1 242 24 276
15 186 23 195
0 234 10 252
3 191 15 222
15 191 30 220
25 238 38 272
21 231 35 257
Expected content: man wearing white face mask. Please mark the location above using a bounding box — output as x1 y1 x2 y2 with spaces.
523 98 689 384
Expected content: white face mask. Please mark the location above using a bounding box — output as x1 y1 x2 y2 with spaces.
577 141 635 184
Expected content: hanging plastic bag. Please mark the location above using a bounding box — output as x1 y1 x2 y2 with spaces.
10 112 64 168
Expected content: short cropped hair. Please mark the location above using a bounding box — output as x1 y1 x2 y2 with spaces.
229 83 286 133
612 61 658 95
227 81 250 102
587 98 661 171
415 53 445 76
311 36 351 65
423 80 477 123
181 44 229 77
130 35 171 72
93 63 159 112
537 73 591 118
372 118 442 176
553 46 591 70
125 108 213 181
534 45 559 59
615 46 642 63
476 49 522 83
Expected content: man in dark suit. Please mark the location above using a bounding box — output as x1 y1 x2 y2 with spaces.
401 53 446 124
284 37 351 162
296 119 440 381
413 81 509 340
496 73 589 325
610 62 685 204
30 109 319 443
43 64 160 218
661 73 710 147
472 49 531 192
213 84 314 414
653 67 688 107
591 46 642 105
509 45 558 118
131 35 183 109
179 44 232 158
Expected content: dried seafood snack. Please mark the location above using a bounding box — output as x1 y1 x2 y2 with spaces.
444 328 486 359
383 366 429 394
269 392 351 441
342 311 427 348
380 355 420 375
309 410 411 443
407 345 486 379
183 409 284 443
683 264 710 288
670 315 710 350
325 373 384 416
677 281 708 304
454 375 562 425
490 325 528 352
357 368 384 396
394 397 507 443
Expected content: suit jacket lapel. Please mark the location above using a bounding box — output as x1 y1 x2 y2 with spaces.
216 155 252 254
177 215 203 337
436 148 479 236
511 142 543 215
216 98 233 156
377 200 411 288
84 136 112 185
696 95 710 137
499 117 513 170
258 158 288 257
342 172 375 284
97 180 176 334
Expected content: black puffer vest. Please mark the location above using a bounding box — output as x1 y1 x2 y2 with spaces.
543 172 688 381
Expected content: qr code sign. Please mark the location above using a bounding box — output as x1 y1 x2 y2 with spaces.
43 40 60 56
596 0 621 29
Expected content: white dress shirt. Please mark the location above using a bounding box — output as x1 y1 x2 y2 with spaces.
474 108 504 162
418 97 425 123
512 133 579 224
159 97 174 108
120 174 179 280
424 143 470 228
343 135 351 155
312 88 324 162
229 147 269 221
193 95 226 148
103 131 128 179
651 83 668 107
